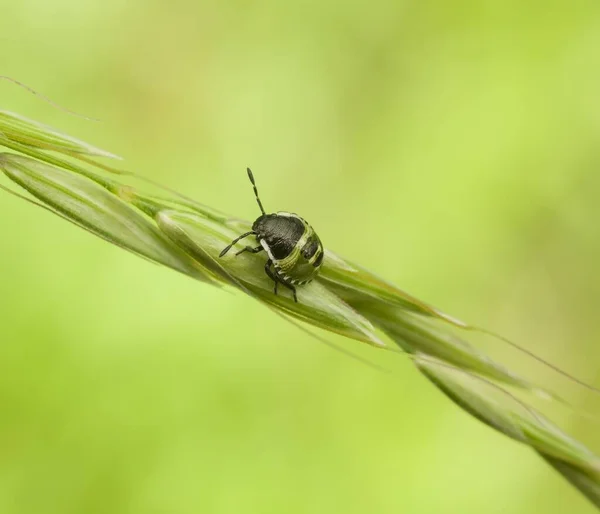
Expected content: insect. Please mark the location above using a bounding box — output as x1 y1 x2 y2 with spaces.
219 168 324 303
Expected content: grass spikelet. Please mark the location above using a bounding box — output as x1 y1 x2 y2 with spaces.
1 101 599 509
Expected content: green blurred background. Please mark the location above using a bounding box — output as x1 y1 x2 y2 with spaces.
1 1 600 513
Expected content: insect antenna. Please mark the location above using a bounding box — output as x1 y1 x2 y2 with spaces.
247 167 265 215
219 230 255 257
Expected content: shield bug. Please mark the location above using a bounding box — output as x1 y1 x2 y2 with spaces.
219 168 324 303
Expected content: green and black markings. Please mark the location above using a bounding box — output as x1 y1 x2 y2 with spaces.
219 168 324 303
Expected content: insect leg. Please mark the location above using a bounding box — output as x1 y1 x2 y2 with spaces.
275 275 298 303
235 245 263 257
264 261 297 302
219 231 255 257
290 285 298 303
264 259 278 296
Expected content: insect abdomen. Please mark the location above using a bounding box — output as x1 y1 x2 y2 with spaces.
274 229 323 284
